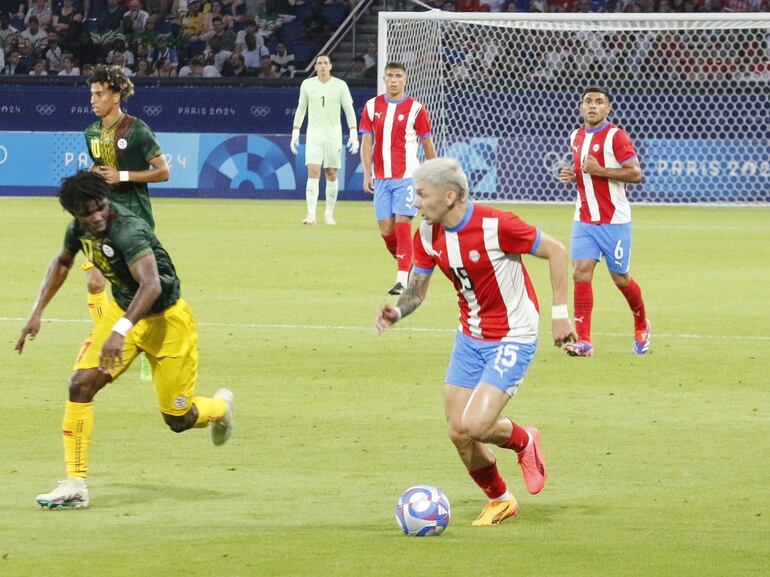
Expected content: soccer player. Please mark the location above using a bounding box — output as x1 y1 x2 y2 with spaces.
291 54 358 226
376 158 576 526
559 87 650 357
15 171 234 509
85 64 170 378
360 61 436 295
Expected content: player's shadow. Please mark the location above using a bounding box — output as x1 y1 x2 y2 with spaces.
100 482 226 507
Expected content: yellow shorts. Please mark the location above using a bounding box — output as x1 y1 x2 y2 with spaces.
74 298 199 416
305 141 342 169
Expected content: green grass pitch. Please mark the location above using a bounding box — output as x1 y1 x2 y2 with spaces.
0 198 767 577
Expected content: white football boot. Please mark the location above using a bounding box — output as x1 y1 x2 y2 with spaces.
36 478 90 509
210 388 235 446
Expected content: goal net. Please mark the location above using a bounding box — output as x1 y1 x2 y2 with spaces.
378 11 770 203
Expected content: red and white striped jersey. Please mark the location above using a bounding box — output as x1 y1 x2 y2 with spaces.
360 94 432 180
413 204 541 343
570 121 637 224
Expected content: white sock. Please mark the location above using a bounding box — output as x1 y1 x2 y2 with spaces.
397 269 409 286
324 180 338 216
306 178 320 218
491 490 512 502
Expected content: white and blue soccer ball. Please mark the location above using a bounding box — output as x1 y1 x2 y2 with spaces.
395 485 451 536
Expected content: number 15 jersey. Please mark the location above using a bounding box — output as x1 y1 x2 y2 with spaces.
412 204 542 343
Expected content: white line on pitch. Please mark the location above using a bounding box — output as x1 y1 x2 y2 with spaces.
1 316 768 342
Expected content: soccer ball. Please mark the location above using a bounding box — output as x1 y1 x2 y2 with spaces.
395 485 451 536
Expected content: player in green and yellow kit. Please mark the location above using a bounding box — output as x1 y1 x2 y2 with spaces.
291 54 358 225
16 171 234 509
85 65 170 380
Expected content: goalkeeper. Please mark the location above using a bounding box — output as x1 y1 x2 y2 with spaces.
291 54 358 226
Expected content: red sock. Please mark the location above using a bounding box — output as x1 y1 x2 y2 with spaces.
573 281 593 342
382 232 397 259
394 222 413 272
499 418 530 453
618 278 647 331
468 463 508 500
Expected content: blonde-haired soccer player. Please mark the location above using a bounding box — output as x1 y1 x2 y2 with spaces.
291 54 358 225
16 171 233 509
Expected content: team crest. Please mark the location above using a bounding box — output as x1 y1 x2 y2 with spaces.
469 250 480 263
102 243 114 258
173 395 188 409
398 114 404 121
592 144 600 152
117 138 128 150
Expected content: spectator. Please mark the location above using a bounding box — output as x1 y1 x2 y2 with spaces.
203 34 231 72
146 0 171 19
257 0 284 39
107 36 135 68
149 36 178 68
200 15 235 50
270 41 295 77
111 51 134 75
362 39 376 71
235 17 264 52
0 45 5 71
81 62 94 77
181 0 205 42
21 16 48 53
1 49 27 74
58 53 80 75
221 50 249 76
132 13 160 57
25 0 54 28
178 54 220 76
44 31 64 72
153 55 179 76
134 57 151 76
29 57 47 75
256 53 277 77
241 31 268 69
0 1 26 21
52 0 84 50
123 0 150 34
203 1 234 32
0 13 19 51
91 0 126 49
345 55 366 79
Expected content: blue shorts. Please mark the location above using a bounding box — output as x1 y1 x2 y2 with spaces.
445 332 537 396
373 178 417 221
571 221 632 274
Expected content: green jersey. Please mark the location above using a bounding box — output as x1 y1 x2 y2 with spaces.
63 202 180 315
84 114 163 229
293 77 356 144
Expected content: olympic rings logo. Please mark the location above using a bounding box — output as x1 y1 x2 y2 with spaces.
0 145 8 165
250 106 270 117
36 104 56 115
143 105 163 116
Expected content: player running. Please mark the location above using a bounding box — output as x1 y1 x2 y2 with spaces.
291 54 358 226
560 87 650 357
16 171 233 509
376 158 575 526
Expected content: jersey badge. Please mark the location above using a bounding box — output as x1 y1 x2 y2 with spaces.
101 243 115 258
397 114 404 121
468 250 480 263
117 138 128 150
592 144 600 152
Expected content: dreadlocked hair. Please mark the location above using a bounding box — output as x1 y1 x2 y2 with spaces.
88 64 135 101
59 171 110 215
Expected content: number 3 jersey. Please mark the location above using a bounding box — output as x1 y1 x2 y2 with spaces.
413 204 541 343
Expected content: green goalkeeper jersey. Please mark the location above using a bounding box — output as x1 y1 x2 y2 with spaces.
84 114 163 230
63 202 180 315
293 77 356 144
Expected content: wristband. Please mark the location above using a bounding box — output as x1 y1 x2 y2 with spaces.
119 170 129 182
393 306 402 321
551 304 569 320
112 317 134 336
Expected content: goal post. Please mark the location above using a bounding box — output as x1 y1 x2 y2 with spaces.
378 11 770 203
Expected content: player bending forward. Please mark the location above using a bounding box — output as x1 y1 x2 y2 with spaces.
376 158 575 526
16 171 234 509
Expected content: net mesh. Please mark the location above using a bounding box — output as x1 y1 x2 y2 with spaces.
381 14 770 203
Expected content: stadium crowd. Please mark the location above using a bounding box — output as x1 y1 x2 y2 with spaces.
0 0 767 78
0 0 351 77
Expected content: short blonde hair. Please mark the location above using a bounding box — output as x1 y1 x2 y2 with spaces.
413 158 468 201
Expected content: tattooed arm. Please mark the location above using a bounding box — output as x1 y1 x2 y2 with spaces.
375 271 432 334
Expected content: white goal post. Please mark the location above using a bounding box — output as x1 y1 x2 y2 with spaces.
378 11 770 203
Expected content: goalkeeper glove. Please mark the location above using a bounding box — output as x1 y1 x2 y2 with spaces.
346 129 359 155
290 128 300 155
